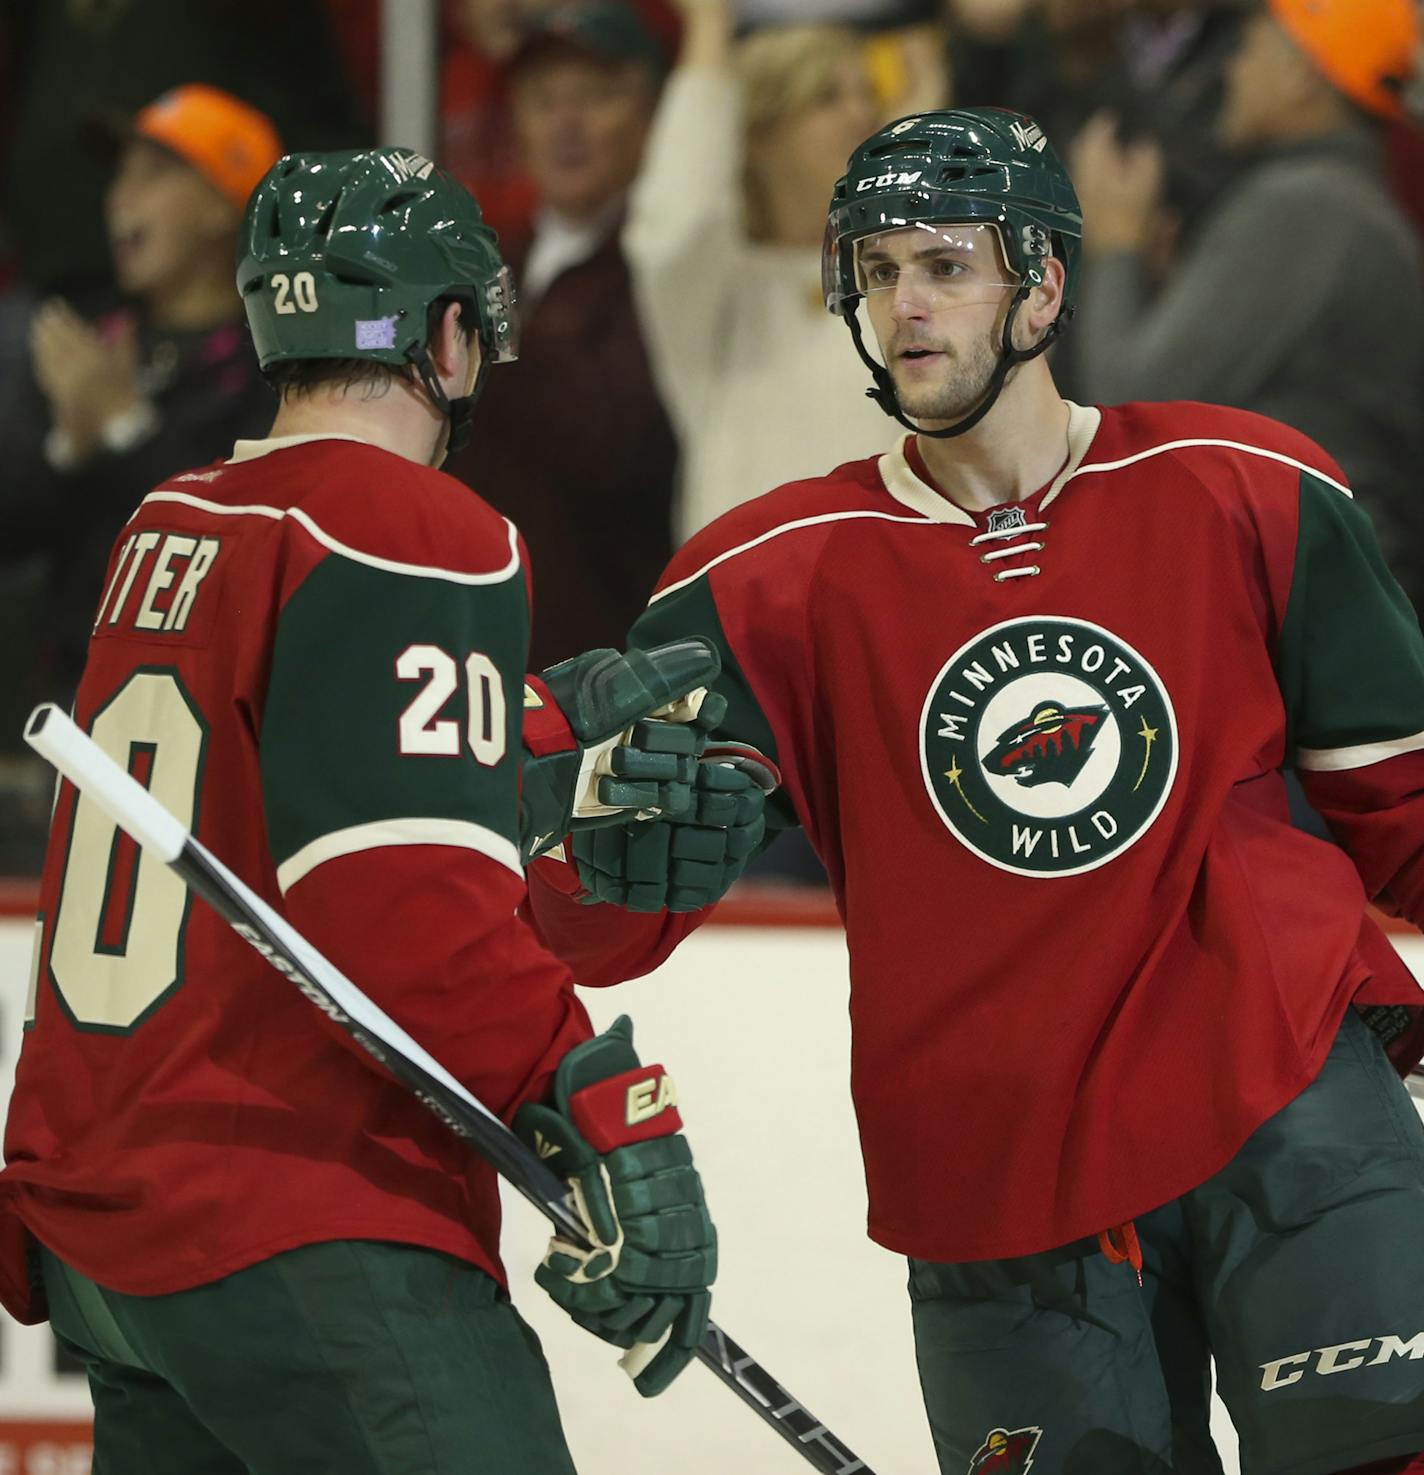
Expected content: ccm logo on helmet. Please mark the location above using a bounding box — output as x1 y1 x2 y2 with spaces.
857 170 924 192
1260 1332 1424 1390
626 1073 678 1127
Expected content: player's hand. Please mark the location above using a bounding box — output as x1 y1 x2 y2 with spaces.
514 1017 715 1397
29 301 142 453
521 641 726 862
540 641 719 745
574 749 776 912
667 0 733 69
1069 111 1165 254
569 683 729 821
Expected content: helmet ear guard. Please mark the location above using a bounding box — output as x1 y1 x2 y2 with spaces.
479 264 519 365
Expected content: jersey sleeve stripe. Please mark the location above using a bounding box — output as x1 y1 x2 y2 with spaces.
1065 439 1353 500
275 818 524 894
1296 731 1424 772
136 492 522 585
649 509 937 605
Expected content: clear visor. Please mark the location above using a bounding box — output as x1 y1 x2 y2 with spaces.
853 222 1019 312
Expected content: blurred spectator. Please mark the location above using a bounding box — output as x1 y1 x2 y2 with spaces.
1386 113 1424 244
0 0 368 297
0 85 281 713
945 0 1249 237
440 0 681 241
626 0 920 537
441 0 545 238
447 1 678 667
862 21 954 128
737 0 938 21
321 0 384 123
1070 0 1424 609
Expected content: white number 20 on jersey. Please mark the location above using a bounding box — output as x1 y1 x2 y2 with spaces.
396 645 506 765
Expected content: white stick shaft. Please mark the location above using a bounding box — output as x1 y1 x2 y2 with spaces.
21 703 506 1136
24 704 186 861
20 708 876 1474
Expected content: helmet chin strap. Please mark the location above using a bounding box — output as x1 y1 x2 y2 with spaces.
847 287 1063 440
405 342 492 460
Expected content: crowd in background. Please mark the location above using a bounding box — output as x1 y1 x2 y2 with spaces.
0 0 1421 877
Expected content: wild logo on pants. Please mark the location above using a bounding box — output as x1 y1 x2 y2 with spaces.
967 1426 1042 1475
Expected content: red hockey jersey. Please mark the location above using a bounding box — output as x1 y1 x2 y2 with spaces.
0 435 592 1321
528 401 1424 1263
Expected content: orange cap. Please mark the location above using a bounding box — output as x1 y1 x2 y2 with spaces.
133 84 283 212
1268 0 1420 120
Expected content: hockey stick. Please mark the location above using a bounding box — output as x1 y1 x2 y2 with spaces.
23 703 875 1475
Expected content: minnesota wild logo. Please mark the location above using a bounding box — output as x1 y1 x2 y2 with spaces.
919 616 1177 877
984 701 1107 786
968 1426 1043 1475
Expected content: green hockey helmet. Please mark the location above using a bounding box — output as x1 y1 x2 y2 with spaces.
237 148 517 448
823 108 1082 438
823 107 1082 321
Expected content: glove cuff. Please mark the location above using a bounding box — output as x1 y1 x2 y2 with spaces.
550 1017 685 1152
522 675 579 758
537 649 622 744
519 750 581 863
568 1064 683 1153
530 845 585 890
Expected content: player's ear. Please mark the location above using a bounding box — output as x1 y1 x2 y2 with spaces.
430 299 470 384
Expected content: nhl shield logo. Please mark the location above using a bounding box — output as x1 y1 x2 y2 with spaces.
967 1426 1043 1475
985 506 1028 537
919 616 1177 877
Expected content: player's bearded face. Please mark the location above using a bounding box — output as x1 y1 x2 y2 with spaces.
857 223 1019 423
885 316 1001 421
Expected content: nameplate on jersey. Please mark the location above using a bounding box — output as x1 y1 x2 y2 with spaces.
919 616 1179 878
94 529 226 646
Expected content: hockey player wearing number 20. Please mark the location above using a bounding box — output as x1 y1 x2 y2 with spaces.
0 150 719 1474
526 86 1424 1475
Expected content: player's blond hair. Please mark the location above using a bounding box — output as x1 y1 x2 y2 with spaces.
737 24 868 242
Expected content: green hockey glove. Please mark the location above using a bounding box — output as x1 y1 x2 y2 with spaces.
513 1017 716 1396
521 641 727 863
573 751 773 912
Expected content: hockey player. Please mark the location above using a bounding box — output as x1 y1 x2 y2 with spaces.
526 108 1424 1475
0 150 718 1474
